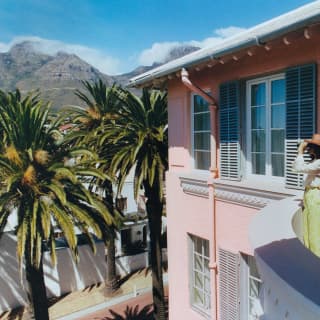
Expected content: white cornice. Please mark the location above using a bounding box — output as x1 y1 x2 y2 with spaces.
214 184 282 208
179 174 296 208
180 176 209 198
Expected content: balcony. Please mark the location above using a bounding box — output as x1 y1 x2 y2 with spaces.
249 194 320 319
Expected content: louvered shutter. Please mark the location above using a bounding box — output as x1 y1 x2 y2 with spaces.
219 248 240 320
285 64 316 189
219 82 241 180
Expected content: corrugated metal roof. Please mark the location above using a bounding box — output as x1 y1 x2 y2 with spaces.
129 1 320 87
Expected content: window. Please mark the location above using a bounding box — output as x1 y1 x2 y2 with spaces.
219 81 240 180
240 254 262 320
220 64 315 187
247 75 285 179
192 95 211 170
189 234 211 317
219 250 262 320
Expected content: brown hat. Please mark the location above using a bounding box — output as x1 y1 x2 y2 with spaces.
305 133 320 146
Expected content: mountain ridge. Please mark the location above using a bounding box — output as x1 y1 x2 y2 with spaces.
0 41 199 110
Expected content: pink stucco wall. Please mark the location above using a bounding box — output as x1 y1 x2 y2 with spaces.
215 200 257 255
168 35 320 171
166 172 211 320
166 33 320 319
166 173 258 319
168 84 192 172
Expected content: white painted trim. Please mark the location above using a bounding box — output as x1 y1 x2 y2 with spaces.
241 254 262 320
178 174 293 207
240 254 248 319
246 73 285 183
180 176 209 198
190 91 212 173
188 234 211 318
214 185 276 209
246 255 263 320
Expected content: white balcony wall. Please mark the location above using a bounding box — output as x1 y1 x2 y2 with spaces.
250 195 320 320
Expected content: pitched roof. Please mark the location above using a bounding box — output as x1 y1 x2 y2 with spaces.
129 1 320 87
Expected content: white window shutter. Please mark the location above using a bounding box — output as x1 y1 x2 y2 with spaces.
285 64 316 189
219 82 241 180
219 248 240 320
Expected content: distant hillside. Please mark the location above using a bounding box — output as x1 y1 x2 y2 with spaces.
112 45 199 88
0 41 199 110
163 45 199 63
111 65 160 96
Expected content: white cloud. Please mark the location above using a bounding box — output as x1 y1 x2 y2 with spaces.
0 36 121 75
0 26 248 74
215 26 247 38
0 42 11 52
138 26 247 66
138 41 181 66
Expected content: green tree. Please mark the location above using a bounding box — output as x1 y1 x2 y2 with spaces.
107 88 168 320
62 80 122 293
0 90 113 320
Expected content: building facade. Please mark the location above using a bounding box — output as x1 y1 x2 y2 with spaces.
130 2 320 319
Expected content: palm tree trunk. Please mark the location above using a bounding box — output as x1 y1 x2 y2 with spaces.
25 257 49 320
104 181 119 294
144 181 166 320
105 233 119 294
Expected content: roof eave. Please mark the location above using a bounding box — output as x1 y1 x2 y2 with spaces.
128 8 320 88
127 38 258 88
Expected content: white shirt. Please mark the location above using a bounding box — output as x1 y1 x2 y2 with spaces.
292 154 320 187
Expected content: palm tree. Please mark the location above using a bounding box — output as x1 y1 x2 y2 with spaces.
106 88 168 320
61 80 122 293
104 304 153 320
0 90 114 320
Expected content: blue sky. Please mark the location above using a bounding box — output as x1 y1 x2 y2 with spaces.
0 0 314 74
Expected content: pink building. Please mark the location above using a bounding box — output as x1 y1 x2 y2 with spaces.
130 2 320 319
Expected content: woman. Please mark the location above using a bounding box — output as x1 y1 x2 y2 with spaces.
293 133 320 257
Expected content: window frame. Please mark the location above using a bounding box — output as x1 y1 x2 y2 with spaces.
246 73 285 182
191 92 212 172
188 234 211 318
240 254 263 320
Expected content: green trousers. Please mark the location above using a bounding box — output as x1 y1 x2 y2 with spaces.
303 188 320 257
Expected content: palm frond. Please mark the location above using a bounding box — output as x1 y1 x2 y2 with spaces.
0 88 116 272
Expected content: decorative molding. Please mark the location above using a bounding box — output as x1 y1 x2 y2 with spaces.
214 183 292 209
179 174 295 208
214 187 272 208
180 176 209 198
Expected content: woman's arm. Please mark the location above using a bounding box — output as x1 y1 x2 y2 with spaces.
292 142 320 173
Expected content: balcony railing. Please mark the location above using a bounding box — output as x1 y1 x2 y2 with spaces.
249 195 320 320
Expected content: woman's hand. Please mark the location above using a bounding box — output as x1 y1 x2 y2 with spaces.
298 141 308 154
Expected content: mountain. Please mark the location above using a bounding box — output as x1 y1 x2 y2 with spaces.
0 42 114 110
110 65 161 96
0 42 199 110
163 45 199 63
112 45 199 87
